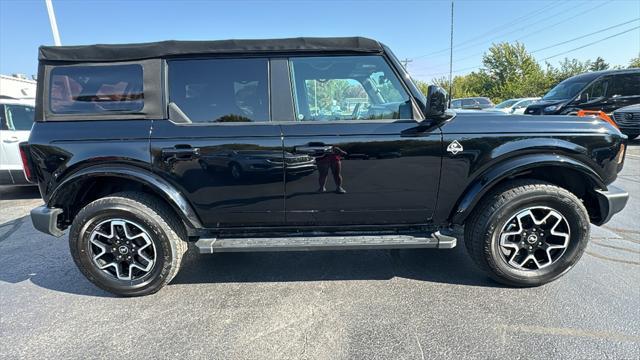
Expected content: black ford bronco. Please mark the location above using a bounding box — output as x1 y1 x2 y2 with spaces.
23 37 628 296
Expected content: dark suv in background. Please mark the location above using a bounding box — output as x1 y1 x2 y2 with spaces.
525 69 640 116
22 37 628 296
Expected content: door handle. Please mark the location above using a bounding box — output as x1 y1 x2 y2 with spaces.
3 136 19 143
161 147 200 160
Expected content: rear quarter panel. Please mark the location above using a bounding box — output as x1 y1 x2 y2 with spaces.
28 120 152 202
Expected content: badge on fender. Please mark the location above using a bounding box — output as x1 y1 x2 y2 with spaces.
447 140 464 155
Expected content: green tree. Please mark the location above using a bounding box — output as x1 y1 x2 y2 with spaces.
589 57 609 71
629 57 640 68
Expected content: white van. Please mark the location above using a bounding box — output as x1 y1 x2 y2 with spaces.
0 98 35 185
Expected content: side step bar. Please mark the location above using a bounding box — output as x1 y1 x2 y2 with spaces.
195 231 456 253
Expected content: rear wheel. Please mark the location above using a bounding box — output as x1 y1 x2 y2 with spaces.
464 180 590 287
69 192 187 296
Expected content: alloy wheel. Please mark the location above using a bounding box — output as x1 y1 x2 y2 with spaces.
498 206 570 270
88 219 156 281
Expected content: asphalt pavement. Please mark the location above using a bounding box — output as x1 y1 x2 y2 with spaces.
1 140 638 359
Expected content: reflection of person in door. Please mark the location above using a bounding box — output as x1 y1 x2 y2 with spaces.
317 146 347 194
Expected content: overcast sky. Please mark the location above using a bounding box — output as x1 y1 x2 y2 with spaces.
1 0 638 82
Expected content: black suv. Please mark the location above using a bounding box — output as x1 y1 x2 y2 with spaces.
23 37 629 296
525 69 640 115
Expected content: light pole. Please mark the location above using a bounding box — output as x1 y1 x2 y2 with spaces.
45 0 62 46
448 0 454 102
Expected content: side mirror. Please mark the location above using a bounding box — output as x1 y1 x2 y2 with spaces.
579 92 589 103
424 85 449 119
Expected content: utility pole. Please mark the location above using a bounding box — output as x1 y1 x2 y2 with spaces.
448 0 454 102
45 0 62 46
401 58 413 70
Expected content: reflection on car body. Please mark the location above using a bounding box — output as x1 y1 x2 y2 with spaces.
198 150 316 180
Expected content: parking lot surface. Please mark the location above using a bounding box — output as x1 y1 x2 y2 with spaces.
1 141 638 359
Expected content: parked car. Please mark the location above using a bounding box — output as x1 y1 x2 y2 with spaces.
525 69 640 115
25 37 628 296
490 97 540 114
613 104 640 139
450 97 494 110
0 98 35 185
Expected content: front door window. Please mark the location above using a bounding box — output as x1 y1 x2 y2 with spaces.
289 56 412 122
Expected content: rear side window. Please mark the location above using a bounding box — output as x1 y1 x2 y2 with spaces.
462 99 477 106
477 98 492 105
168 58 269 123
49 64 143 114
610 73 640 97
5 105 35 130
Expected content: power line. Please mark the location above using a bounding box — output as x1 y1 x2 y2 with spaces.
411 0 561 60
531 18 639 53
411 10 633 76
411 0 611 65
412 25 639 80
542 25 640 60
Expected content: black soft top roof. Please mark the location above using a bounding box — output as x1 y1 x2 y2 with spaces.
39 37 383 62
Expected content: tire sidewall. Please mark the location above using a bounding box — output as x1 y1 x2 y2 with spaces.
485 190 589 285
70 201 176 296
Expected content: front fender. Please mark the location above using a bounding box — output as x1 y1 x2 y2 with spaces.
450 153 606 224
48 164 203 229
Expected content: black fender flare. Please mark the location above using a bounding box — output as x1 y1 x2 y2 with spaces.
450 153 606 224
48 164 203 230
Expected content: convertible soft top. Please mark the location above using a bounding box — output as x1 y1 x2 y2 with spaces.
39 37 383 62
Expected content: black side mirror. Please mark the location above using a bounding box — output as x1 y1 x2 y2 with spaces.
424 85 449 119
579 92 589 103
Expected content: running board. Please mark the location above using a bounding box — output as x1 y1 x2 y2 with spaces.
195 231 456 253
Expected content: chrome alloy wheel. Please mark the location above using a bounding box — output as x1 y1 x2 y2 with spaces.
88 219 156 281
498 206 570 270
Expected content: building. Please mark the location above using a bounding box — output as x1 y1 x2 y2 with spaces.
0 74 37 99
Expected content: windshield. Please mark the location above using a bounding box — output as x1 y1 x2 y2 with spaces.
495 99 519 109
543 75 596 101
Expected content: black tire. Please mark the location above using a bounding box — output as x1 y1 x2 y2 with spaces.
69 192 188 296
464 180 590 287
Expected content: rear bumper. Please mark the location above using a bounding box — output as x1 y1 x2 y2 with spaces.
30 205 64 237
594 185 629 225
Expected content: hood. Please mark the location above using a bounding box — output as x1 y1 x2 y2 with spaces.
614 104 640 112
440 112 618 134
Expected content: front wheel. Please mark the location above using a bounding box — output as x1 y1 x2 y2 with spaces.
464 180 590 287
69 192 188 296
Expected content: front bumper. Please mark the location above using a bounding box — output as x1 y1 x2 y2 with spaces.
30 205 64 237
594 185 629 225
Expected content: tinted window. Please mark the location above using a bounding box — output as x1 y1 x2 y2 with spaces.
515 100 533 108
50 64 143 114
168 58 269 123
5 105 35 131
582 78 608 99
495 99 518 109
543 74 597 100
451 100 461 108
462 99 477 106
610 73 640 97
289 56 411 121
476 98 492 105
